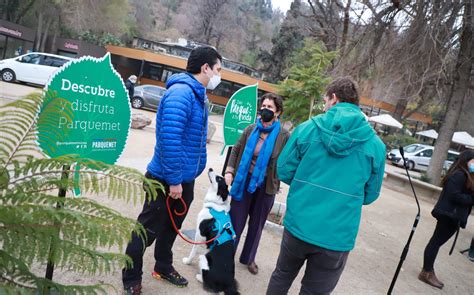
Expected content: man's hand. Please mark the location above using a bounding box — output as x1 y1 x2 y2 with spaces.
169 184 183 199
225 172 233 186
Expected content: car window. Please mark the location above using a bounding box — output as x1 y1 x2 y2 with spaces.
148 87 165 96
51 57 68 67
41 56 68 67
21 54 41 64
418 149 433 157
404 145 424 153
447 152 459 162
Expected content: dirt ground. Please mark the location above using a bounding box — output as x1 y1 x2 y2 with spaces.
2 82 473 294
86 126 474 295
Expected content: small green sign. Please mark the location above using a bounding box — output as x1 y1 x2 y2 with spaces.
223 84 258 147
37 53 131 164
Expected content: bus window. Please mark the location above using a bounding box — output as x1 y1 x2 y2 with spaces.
161 67 184 82
232 83 243 93
212 80 233 98
143 63 163 81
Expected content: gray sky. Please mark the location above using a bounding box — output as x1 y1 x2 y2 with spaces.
272 0 292 13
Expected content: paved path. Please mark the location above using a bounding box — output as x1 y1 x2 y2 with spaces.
1 82 473 294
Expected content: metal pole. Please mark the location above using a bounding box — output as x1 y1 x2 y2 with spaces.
387 148 421 294
222 146 233 176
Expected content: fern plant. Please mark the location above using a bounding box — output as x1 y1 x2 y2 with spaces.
0 93 163 294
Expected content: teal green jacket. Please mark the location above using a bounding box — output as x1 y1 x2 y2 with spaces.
278 103 386 251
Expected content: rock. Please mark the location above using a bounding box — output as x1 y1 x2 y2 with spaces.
131 113 152 129
207 121 216 143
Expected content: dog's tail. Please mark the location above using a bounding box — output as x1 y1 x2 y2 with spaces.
223 280 240 295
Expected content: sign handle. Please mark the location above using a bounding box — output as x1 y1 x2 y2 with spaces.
44 165 70 288
222 146 233 176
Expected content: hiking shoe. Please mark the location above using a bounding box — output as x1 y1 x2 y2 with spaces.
418 269 444 289
152 270 188 287
124 284 142 295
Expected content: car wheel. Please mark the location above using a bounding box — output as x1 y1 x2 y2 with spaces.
1 69 16 82
405 161 415 170
131 97 144 109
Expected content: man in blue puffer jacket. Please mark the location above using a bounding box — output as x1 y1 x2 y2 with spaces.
123 46 222 294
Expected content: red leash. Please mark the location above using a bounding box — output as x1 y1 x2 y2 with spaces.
166 196 221 245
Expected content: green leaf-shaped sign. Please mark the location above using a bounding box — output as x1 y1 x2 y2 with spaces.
37 53 131 164
223 84 258 147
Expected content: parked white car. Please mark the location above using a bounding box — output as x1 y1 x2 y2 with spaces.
387 144 459 171
0 52 73 85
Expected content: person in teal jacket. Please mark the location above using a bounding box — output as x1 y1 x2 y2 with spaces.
267 77 386 295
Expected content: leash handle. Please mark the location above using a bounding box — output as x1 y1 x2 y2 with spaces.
172 196 187 216
166 196 222 245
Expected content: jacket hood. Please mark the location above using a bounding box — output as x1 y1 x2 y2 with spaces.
166 73 207 104
312 102 375 157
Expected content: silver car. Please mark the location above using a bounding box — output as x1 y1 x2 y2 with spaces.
387 144 459 171
131 85 166 110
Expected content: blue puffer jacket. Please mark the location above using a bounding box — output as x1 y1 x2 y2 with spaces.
147 73 208 185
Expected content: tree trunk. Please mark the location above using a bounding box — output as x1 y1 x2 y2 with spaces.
40 18 52 52
14 0 36 23
215 34 222 50
34 11 43 52
393 98 407 122
427 0 473 185
308 97 314 119
340 0 351 55
49 22 58 54
164 6 171 30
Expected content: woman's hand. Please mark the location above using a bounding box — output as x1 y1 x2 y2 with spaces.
225 172 233 186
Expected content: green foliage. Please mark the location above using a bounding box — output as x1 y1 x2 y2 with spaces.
0 94 163 293
381 134 418 151
79 31 124 47
241 51 258 68
278 40 338 129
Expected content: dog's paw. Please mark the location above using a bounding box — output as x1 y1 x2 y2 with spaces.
182 257 192 265
195 274 203 283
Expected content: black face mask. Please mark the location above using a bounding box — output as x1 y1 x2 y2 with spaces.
260 108 275 123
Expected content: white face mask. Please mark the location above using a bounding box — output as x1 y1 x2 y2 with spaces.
206 68 221 90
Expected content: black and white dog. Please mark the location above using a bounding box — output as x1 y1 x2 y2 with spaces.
182 168 239 295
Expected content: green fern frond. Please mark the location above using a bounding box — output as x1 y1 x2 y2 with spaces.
1 91 164 292
1 201 144 250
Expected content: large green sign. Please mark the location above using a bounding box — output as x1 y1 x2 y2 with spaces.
223 84 258 147
37 53 131 164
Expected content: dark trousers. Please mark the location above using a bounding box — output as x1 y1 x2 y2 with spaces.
423 216 458 271
122 172 194 288
267 229 349 295
230 176 275 265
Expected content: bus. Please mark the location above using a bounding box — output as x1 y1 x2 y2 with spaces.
106 45 277 113
106 44 432 129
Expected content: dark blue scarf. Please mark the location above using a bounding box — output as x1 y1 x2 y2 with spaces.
230 119 280 201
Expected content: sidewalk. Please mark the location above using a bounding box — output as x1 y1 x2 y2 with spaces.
0 81 41 100
106 129 474 294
